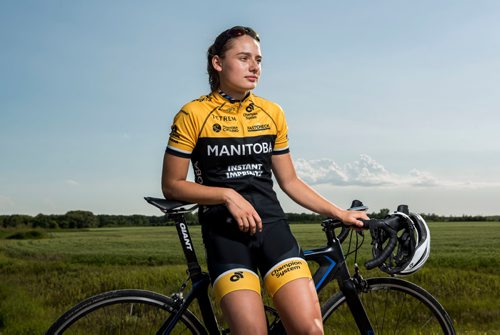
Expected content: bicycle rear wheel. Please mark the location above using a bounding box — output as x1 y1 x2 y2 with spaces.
322 277 455 335
46 289 206 335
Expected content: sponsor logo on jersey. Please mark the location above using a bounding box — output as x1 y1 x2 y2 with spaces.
247 124 271 132
207 142 272 157
243 112 257 120
212 115 237 122
170 125 179 135
169 124 181 140
193 161 203 184
219 106 235 113
194 95 212 102
213 124 221 132
246 103 255 113
226 164 264 178
223 126 239 133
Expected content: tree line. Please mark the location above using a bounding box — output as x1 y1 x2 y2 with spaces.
0 211 197 229
1 209 499 229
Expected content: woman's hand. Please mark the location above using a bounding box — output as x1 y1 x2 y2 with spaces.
337 210 370 228
224 189 262 235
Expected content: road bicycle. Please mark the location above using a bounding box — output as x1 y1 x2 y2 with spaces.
46 197 455 334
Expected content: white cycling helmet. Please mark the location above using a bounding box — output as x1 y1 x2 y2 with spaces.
403 212 431 274
374 211 431 275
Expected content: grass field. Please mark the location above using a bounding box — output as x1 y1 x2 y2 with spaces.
0 222 499 334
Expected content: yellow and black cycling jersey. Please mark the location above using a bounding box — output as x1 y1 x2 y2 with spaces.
167 91 289 223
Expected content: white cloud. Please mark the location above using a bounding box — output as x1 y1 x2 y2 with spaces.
294 158 349 185
294 154 490 188
407 169 440 187
65 179 80 186
344 154 395 186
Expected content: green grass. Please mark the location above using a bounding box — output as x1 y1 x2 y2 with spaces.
0 222 499 334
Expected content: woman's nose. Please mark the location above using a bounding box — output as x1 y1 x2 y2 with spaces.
249 60 259 73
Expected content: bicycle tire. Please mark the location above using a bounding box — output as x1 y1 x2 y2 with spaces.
46 289 207 335
321 277 455 335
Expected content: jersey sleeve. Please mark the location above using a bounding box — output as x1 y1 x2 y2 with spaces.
273 104 290 155
166 108 198 158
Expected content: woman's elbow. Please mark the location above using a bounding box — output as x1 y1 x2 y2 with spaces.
162 189 173 200
162 181 177 200
278 176 303 196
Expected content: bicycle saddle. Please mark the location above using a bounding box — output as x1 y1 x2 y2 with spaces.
144 197 196 212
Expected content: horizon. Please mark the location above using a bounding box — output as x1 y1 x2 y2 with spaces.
2 207 498 218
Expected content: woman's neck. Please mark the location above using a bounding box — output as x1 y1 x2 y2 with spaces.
218 88 250 102
218 85 249 101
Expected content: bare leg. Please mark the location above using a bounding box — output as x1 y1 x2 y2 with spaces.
273 278 323 335
220 290 268 335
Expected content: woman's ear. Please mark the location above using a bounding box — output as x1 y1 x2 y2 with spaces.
212 55 223 72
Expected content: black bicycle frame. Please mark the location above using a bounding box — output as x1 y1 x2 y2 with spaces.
157 212 221 335
161 211 375 335
304 221 375 334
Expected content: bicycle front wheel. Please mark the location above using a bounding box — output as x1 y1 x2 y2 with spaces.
46 289 206 335
322 277 455 335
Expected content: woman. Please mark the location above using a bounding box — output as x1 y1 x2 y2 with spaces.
162 26 369 335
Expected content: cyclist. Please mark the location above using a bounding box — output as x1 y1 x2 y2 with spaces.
162 26 369 335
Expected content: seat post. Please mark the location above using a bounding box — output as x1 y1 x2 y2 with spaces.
170 212 203 278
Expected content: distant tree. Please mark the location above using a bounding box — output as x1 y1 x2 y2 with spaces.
286 212 322 223
421 213 439 221
32 214 59 229
2 215 33 228
1 209 497 230
129 215 149 226
65 211 97 228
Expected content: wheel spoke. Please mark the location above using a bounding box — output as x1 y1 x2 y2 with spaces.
47 290 205 335
322 278 454 335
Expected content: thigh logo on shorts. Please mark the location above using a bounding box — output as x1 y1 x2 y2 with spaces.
213 268 260 303
230 271 244 282
264 258 312 297
271 260 304 278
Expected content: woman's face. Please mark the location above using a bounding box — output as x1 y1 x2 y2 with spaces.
213 35 262 98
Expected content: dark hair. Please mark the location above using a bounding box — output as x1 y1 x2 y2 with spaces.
207 26 260 92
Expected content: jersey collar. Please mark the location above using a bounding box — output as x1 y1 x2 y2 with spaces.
215 90 253 104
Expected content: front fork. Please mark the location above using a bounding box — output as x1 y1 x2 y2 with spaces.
337 263 374 334
351 263 369 292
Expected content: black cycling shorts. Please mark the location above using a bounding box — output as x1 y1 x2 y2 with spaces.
200 205 312 303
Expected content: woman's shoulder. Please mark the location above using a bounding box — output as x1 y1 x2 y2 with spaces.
181 93 216 109
175 93 220 120
251 94 285 114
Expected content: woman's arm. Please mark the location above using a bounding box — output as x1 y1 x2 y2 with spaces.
162 152 227 204
271 153 368 226
162 152 262 233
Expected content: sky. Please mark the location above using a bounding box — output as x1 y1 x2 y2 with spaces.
1 1 499 216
